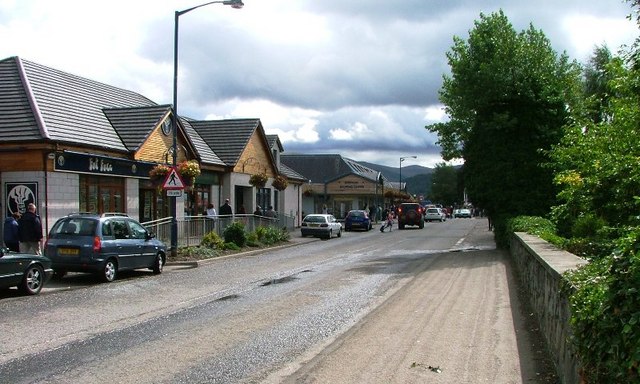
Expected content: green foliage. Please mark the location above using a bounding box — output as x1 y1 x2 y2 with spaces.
564 227 640 383
427 10 582 238
201 231 225 249
222 242 241 251
246 231 259 247
258 226 290 245
177 246 219 259
428 163 461 205
507 215 565 247
223 221 247 247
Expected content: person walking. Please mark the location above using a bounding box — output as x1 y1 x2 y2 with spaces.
380 207 393 232
3 212 21 252
18 203 43 255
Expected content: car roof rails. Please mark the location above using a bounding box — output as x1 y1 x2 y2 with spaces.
101 212 129 217
66 212 97 216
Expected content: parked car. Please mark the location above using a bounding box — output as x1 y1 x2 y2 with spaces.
301 214 342 239
396 203 424 229
344 210 372 231
44 213 167 282
454 208 472 218
425 208 446 222
0 247 53 295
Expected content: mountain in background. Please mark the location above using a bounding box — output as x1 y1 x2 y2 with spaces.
358 161 434 199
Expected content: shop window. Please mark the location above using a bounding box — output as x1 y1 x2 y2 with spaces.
186 184 209 216
79 175 125 214
256 188 271 212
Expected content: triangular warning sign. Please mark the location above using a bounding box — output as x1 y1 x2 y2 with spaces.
163 167 185 190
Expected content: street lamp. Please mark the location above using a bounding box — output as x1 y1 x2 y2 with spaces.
171 0 244 256
399 156 417 194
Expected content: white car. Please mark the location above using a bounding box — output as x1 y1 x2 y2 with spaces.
425 208 446 222
301 214 342 239
454 208 472 218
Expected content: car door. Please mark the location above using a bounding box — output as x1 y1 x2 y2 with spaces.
0 254 21 288
109 218 138 270
127 219 154 268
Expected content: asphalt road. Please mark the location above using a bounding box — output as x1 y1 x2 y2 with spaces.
0 217 556 383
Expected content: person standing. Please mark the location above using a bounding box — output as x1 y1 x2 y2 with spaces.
265 206 277 220
219 199 233 216
3 212 21 252
206 203 217 231
253 206 262 216
18 203 43 255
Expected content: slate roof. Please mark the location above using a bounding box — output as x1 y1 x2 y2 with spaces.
104 105 171 152
189 118 266 167
181 119 226 166
0 57 157 152
281 154 381 184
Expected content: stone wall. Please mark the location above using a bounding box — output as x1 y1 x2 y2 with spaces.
510 232 588 384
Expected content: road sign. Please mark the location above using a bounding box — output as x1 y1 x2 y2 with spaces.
166 189 183 197
163 167 185 190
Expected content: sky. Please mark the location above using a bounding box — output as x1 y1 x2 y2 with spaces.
0 0 637 168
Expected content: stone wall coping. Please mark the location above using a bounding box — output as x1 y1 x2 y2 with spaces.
514 232 588 277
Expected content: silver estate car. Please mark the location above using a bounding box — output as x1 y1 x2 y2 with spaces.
301 214 342 239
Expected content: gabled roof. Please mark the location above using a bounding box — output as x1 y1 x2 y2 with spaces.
181 119 226 166
0 56 157 152
281 154 381 183
104 105 171 151
279 162 307 182
189 118 264 166
266 134 284 152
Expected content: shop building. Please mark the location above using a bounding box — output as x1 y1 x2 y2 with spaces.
281 154 391 219
0 56 302 239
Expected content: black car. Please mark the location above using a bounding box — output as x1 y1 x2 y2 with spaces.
0 248 53 295
397 203 425 229
45 213 167 282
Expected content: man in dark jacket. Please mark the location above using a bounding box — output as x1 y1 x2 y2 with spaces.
3 212 21 252
219 199 233 216
18 203 43 255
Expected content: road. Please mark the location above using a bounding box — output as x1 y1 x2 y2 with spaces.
0 217 556 383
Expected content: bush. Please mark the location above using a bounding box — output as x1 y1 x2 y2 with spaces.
223 221 247 247
564 226 640 383
246 231 259 247
572 214 606 238
507 215 565 247
259 226 290 245
223 242 241 251
201 231 225 249
177 246 219 259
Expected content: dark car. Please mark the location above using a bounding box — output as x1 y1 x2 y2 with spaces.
397 203 424 229
44 213 167 282
0 247 53 295
344 210 372 231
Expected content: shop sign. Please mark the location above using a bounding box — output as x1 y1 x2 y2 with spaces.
54 151 155 179
5 182 38 217
326 175 376 194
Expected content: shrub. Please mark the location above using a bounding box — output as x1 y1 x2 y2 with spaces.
507 215 565 247
223 221 247 247
564 226 640 383
177 246 219 259
246 231 259 247
572 214 606 239
223 242 241 251
201 231 225 249
260 226 290 245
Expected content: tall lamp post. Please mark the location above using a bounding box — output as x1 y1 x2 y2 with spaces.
171 0 244 256
399 156 417 195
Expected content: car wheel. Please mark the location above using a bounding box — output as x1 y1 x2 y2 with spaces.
100 259 117 282
19 264 44 295
326 230 332 239
152 253 164 274
419 222 424 229
337 228 342 238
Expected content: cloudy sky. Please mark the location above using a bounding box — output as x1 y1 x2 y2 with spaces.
0 0 636 168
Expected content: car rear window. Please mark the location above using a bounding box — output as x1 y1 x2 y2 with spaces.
50 218 97 236
304 216 326 223
349 211 364 217
427 208 439 213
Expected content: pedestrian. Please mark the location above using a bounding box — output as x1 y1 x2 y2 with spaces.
380 207 393 232
322 204 328 214
369 205 377 224
206 203 217 231
265 205 277 219
253 205 262 216
18 203 43 255
3 212 21 252
219 198 233 216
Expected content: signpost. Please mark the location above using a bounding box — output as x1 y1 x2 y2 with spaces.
163 167 185 200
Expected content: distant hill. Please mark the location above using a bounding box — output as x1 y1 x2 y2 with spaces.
358 161 434 199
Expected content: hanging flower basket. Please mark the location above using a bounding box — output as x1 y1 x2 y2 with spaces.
249 172 268 188
271 175 288 191
302 187 314 197
149 164 171 186
178 160 201 180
